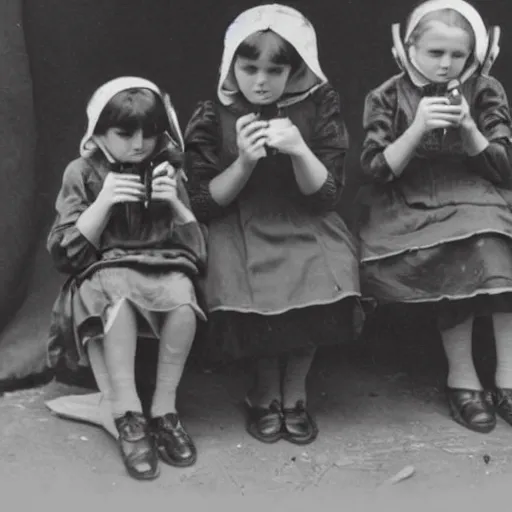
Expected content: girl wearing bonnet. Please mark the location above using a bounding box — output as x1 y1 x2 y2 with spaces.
185 4 361 445
47 77 206 480
357 0 512 433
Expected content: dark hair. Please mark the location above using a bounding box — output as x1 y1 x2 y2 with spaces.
93 88 169 138
234 29 302 74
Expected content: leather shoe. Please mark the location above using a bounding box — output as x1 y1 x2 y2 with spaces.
114 411 159 480
493 388 512 426
283 400 318 445
446 388 496 434
245 398 283 443
150 413 197 467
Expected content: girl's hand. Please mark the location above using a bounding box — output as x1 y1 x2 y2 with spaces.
236 113 268 165
454 95 477 132
97 172 145 207
265 118 306 156
153 161 176 179
151 163 180 205
412 97 463 134
151 162 196 222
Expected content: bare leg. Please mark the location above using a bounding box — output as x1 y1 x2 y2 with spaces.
493 312 512 388
441 316 481 390
246 357 281 407
150 305 197 417
102 300 158 477
442 315 495 433
282 348 317 408
102 299 142 416
87 339 111 400
149 305 198 468
281 348 318 445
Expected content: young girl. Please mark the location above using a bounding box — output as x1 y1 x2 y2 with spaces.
184 4 361 445
357 0 512 433
47 76 206 480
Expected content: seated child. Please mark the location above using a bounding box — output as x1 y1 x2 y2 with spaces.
357 0 512 433
184 4 362 445
47 76 206 479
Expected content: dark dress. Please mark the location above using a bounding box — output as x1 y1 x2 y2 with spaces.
184 84 362 362
357 73 512 330
47 150 207 370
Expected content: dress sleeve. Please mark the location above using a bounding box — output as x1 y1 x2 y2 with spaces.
171 176 207 269
305 85 350 212
184 101 227 223
172 222 207 269
46 160 100 274
360 82 398 183
467 76 512 187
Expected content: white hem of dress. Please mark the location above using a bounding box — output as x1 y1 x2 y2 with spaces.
104 297 206 337
208 292 361 315
378 288 512 305
361 229 512 263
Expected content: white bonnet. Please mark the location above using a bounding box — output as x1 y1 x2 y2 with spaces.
79 76 184 158
218 4 327 106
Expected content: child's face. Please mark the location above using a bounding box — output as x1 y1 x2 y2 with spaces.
233 32 292 105
100 128 158 163
411 21 472 83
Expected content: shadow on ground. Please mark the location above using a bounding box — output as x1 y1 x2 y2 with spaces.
52 305 499 400
1 307 508 502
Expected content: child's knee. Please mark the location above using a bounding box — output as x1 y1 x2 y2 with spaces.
169 304 197 325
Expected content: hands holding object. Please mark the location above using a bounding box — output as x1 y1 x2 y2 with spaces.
411 80 477 140
236 107 306 164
